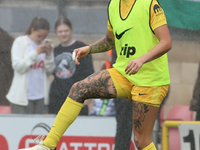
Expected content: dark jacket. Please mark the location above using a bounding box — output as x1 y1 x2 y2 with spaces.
0 27 14 105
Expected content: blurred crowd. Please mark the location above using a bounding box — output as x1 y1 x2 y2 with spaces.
0 16 133 150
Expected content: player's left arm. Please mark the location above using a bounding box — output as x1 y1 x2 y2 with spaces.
140 24 172 63
125 24 172 75
125 1 172 75
139 0 172 63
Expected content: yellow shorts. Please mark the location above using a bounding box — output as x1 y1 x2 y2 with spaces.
107 68 169 107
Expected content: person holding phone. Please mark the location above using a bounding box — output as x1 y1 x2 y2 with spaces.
6 17 55 114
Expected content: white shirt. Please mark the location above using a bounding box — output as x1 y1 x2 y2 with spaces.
27 36 45 100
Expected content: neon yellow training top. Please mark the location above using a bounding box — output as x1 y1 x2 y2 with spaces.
108 0 170 86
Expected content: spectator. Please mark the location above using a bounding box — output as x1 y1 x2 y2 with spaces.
0 27 14 106
190 62 200 120
48 17 94 115
6 17 55 114
89 98 116 116
114 98 133 150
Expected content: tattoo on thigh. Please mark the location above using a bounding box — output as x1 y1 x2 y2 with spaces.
69 71 116 103
132 101 149 129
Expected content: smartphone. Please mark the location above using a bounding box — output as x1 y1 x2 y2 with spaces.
72 51 77 61
44 39 52 44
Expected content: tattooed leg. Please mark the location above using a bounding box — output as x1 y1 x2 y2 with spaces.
68 70 117 103
43 70 116 149
132 101 149 130
132 101 159 150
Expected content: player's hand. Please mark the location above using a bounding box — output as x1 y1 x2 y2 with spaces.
73 45 91 65
125 58 144 75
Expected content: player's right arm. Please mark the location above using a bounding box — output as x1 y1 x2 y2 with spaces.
89 29 115 54
74 27 115 65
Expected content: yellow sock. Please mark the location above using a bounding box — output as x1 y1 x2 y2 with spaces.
44 97 83 149
142 142 157 150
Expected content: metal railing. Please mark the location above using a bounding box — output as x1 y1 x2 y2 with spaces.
162 121 200 150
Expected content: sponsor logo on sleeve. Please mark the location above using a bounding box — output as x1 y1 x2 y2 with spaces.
153 4 163 16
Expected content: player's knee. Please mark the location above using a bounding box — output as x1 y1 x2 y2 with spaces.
134 134 152 150
69 82 78 94
69 81 89 103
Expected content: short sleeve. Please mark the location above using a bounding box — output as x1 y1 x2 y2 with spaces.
150 0 167 31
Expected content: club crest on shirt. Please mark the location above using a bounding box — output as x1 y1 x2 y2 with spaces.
55 52 76 79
